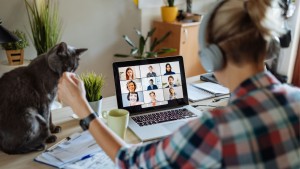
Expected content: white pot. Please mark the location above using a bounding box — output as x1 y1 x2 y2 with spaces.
88 97 103 117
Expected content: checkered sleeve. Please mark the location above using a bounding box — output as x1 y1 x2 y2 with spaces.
115 112 221 169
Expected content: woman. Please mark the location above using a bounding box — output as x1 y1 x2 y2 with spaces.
127 92 143 106
168 87 177 100
58 0 299 168
126 80 136 93
125 67 134 80
164 63 175 75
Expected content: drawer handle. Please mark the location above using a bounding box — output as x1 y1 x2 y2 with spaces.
183 29 188 44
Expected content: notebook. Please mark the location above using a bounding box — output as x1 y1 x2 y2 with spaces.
187 82 230 102
112 56 203 141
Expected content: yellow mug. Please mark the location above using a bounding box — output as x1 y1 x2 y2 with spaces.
102 109 129 139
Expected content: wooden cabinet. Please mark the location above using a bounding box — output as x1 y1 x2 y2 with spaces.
151 20 206 77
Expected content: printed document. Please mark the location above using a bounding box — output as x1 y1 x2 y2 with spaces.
34 131 115 168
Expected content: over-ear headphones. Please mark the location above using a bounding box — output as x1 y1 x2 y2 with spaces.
198 1 225 72
199 0 292 72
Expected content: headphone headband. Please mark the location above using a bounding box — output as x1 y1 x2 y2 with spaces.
199 0 225 72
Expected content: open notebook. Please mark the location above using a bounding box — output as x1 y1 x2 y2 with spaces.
187 82 230 102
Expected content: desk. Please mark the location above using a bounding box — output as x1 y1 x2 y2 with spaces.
0 75 228 169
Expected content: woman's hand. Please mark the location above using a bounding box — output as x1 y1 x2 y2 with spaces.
58 72 92 118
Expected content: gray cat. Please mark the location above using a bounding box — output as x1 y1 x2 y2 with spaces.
0 42 87 154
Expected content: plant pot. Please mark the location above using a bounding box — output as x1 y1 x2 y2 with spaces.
133 0 138 6
88 96 103 117
161 6 178 23
6 49 24 65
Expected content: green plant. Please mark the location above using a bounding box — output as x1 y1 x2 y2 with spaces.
1 30 29 50
25 0 62 55
165 0 175 7
114 28 176 59
80 72 105 102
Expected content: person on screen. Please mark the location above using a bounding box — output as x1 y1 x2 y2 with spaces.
149 91 157 106
126 80 136 93
58 1 300 168
125 67 134 80
127 92 143 106
164 63 175 75
146 65 157 77
165 75 177 88
168 88 177 100
147 79 158 90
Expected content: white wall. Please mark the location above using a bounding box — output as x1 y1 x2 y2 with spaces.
0 0 141 97
277 1 300 82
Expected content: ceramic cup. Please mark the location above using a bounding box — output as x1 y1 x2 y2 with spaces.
102 109 129 139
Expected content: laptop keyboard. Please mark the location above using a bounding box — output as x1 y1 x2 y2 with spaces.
131 108 197 127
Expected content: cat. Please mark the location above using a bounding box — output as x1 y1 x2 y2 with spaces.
0 42 87 154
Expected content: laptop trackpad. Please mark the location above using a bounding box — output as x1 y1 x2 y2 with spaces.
163 121 185 132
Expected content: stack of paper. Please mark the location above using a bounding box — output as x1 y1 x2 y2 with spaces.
35 131 115 168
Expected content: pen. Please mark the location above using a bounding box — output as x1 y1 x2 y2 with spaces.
45 136 71 152
192 104 218 108
80 154 93 160
212 97 230 103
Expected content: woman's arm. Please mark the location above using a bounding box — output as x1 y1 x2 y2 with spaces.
58 73 221 168
57 72 127 160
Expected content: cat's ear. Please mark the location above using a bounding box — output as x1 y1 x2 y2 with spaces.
57 42 68 55
48 42 66 74
75 48 88 56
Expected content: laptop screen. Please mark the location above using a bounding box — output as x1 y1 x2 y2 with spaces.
113 56 189 115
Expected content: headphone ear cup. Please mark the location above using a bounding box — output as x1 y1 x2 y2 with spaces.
200 44 224 72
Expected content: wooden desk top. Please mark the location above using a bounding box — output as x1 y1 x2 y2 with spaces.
0 75 228 169
0 96 142 169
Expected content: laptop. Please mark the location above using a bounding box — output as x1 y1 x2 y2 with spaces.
112 56 203 141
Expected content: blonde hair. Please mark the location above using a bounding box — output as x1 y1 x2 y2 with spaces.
207 0 285 65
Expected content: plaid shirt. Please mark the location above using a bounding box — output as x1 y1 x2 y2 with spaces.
115 71 300 169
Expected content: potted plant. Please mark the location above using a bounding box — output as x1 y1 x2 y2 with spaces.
161 0 178 22
1 30 29 65
25 0 62 55
114 28 176 59
80 72 105 116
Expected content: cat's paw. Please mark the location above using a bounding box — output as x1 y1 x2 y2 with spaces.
35 144 46 151
50 125 62 133
46 135 57 143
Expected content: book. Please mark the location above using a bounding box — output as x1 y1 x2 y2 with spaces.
34 131 115 169
187 82 230 102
